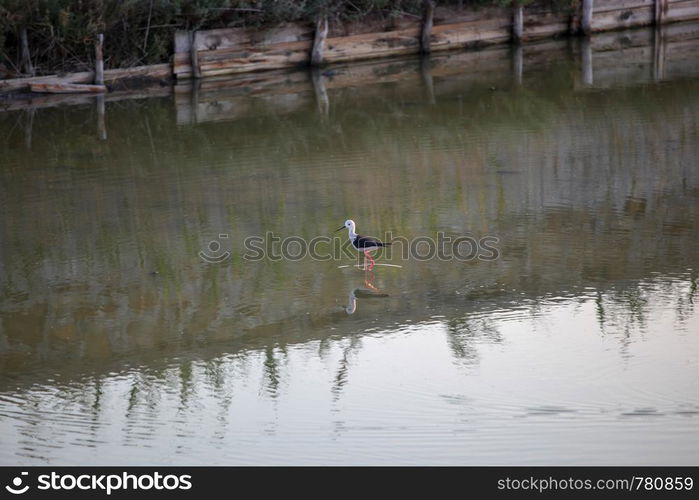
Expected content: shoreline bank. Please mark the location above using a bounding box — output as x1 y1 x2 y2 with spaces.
1 0 698 96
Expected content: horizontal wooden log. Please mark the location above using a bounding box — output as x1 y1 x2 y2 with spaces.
197 41 312 76
594 0 655 13
1 72 93 93
105 63 171 81
524 11 571 38
323 26 421 63
523 11 571 31
522 21 570 41
662 35 699 57
174 23 315 54
430 18 512 52
591 0 699 31
660 16 699 36
595 0 695 10
592 6 655 31
665 0 699 21
1 63 171 93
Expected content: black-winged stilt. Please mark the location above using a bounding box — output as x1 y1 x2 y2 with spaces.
334 219 391 270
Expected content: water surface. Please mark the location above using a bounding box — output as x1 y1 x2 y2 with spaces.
1 30 699 465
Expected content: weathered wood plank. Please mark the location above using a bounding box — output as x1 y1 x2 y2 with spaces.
590 0 699 30
1 72 92 93
522 11 571 41
174 23 315 54
197 40 312 76
594 0 655 13
105 63 171 81
592 6 655 31
660 16 699 37
663 34 699 56
323 27 421 63
665 0 699 21
1 63 171 93
595 0 692 9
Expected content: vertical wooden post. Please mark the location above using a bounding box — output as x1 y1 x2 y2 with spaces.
581 0 594 36
421 0 435 55
96 95 107 140
310 16 328 66
190 30 201 79
94 33 104 85
654 0 667 25
513 45 523 85
581 37 593 85
20 27 35 76
513 2 524 44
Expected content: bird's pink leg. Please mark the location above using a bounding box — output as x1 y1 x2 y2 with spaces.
364 251 375 271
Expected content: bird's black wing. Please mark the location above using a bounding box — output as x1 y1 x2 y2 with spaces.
354 235 390 248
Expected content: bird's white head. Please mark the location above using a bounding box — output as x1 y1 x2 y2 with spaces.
334 219 356 237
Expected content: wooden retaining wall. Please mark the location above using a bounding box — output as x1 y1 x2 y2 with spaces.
2 0 699 94
173 0 699 80
173 20 699 125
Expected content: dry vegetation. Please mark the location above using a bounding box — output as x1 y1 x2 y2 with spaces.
0 0 571 77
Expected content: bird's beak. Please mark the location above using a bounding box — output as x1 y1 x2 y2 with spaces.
334 225 345 233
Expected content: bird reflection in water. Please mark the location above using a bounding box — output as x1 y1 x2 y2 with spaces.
344 268 389 315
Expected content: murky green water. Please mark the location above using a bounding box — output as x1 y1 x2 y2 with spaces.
1 32 699 465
